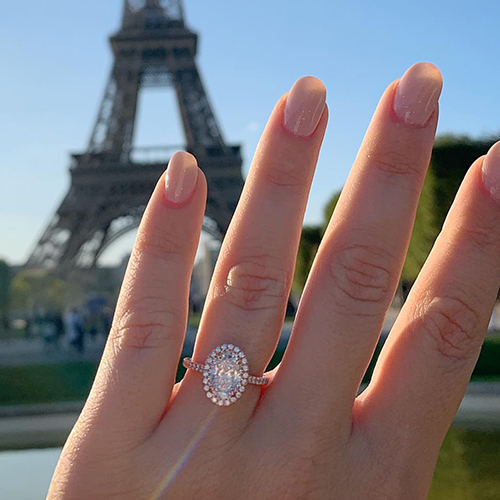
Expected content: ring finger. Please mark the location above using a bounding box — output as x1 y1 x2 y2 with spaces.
175 77 327 414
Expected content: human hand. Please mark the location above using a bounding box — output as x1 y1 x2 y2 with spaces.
48 63 500 499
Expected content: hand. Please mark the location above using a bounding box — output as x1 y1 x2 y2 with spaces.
48 63 500 499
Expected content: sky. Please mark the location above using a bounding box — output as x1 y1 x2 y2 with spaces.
1 0 499 266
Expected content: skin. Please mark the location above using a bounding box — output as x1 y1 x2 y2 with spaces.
48 63 500 499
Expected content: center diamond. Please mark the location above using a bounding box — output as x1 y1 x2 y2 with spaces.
204 344 249 406
210 358 241 399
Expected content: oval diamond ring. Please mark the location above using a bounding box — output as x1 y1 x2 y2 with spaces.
183 344 269 406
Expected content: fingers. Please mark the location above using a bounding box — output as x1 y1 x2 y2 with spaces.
361 143 500 452
273 63 443 424
84 152 207 433
176 77 327 412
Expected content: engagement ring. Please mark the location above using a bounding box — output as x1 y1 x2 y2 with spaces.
183 344 269 407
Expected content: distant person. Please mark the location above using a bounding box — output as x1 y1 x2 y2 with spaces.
101 307 113 337
40 314 57 352
23 316 32 339
65 309 85 353
87 315 99 345
52 311 65 348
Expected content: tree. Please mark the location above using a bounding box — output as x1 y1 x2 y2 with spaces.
323 189 342 234
294 226 322 291
10 269 68 313
293 135 499 294
0 260 10 335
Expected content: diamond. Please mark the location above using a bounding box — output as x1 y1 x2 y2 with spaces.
203 345 248 406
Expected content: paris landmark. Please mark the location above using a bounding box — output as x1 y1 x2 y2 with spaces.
26 0 243 275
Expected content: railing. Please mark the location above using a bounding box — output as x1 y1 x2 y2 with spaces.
130 145 185 164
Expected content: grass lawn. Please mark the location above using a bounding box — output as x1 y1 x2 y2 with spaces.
0 362 99 405
1 337 500 406
429 428 500 499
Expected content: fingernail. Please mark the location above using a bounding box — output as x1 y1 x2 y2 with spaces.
393 62 443 127
482 142 500 202
284 76 326 137
164 151 199 205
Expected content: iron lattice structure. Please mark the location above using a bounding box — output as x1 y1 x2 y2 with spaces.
26 0 243 274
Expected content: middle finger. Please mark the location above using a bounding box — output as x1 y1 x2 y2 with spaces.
273 63 443 425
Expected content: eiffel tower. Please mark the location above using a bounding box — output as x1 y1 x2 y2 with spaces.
26 0 243 275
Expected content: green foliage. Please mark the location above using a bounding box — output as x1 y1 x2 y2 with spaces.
323 189 342 234
401 168 439 282
430 428 500 500
431 135 497 230
292 134 500 292
0 260 10 337
0 261 9 310
293 226 322 290
0 362 98 405
10 269 68 312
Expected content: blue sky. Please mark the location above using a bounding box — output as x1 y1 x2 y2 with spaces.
1 0 499 265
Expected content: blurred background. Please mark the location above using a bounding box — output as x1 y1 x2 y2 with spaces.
1 0 499 498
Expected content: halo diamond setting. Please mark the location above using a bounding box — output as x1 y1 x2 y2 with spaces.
183 344 269 407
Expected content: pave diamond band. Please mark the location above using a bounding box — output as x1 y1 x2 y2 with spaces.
183 358 269 386
183 344 269 407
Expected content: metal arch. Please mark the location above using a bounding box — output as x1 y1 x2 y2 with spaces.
94 215 223 264
94 215 143 262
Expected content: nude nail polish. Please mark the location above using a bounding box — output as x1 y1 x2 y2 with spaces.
164 151 199 205
482 142 500 202
284 76 326 137
393 62 443 127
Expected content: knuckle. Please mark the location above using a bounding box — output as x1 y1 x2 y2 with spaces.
135 225 184 263
264 158 307 189
370 148 422 182
110 303 180 352
462 224 500 255
419 295 482 362
328 237 394 316
221 254 291 313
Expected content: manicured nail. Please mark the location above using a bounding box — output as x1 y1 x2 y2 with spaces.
164 151 199 205
482 142 500 202
284 76 326 137
393 62 443 127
